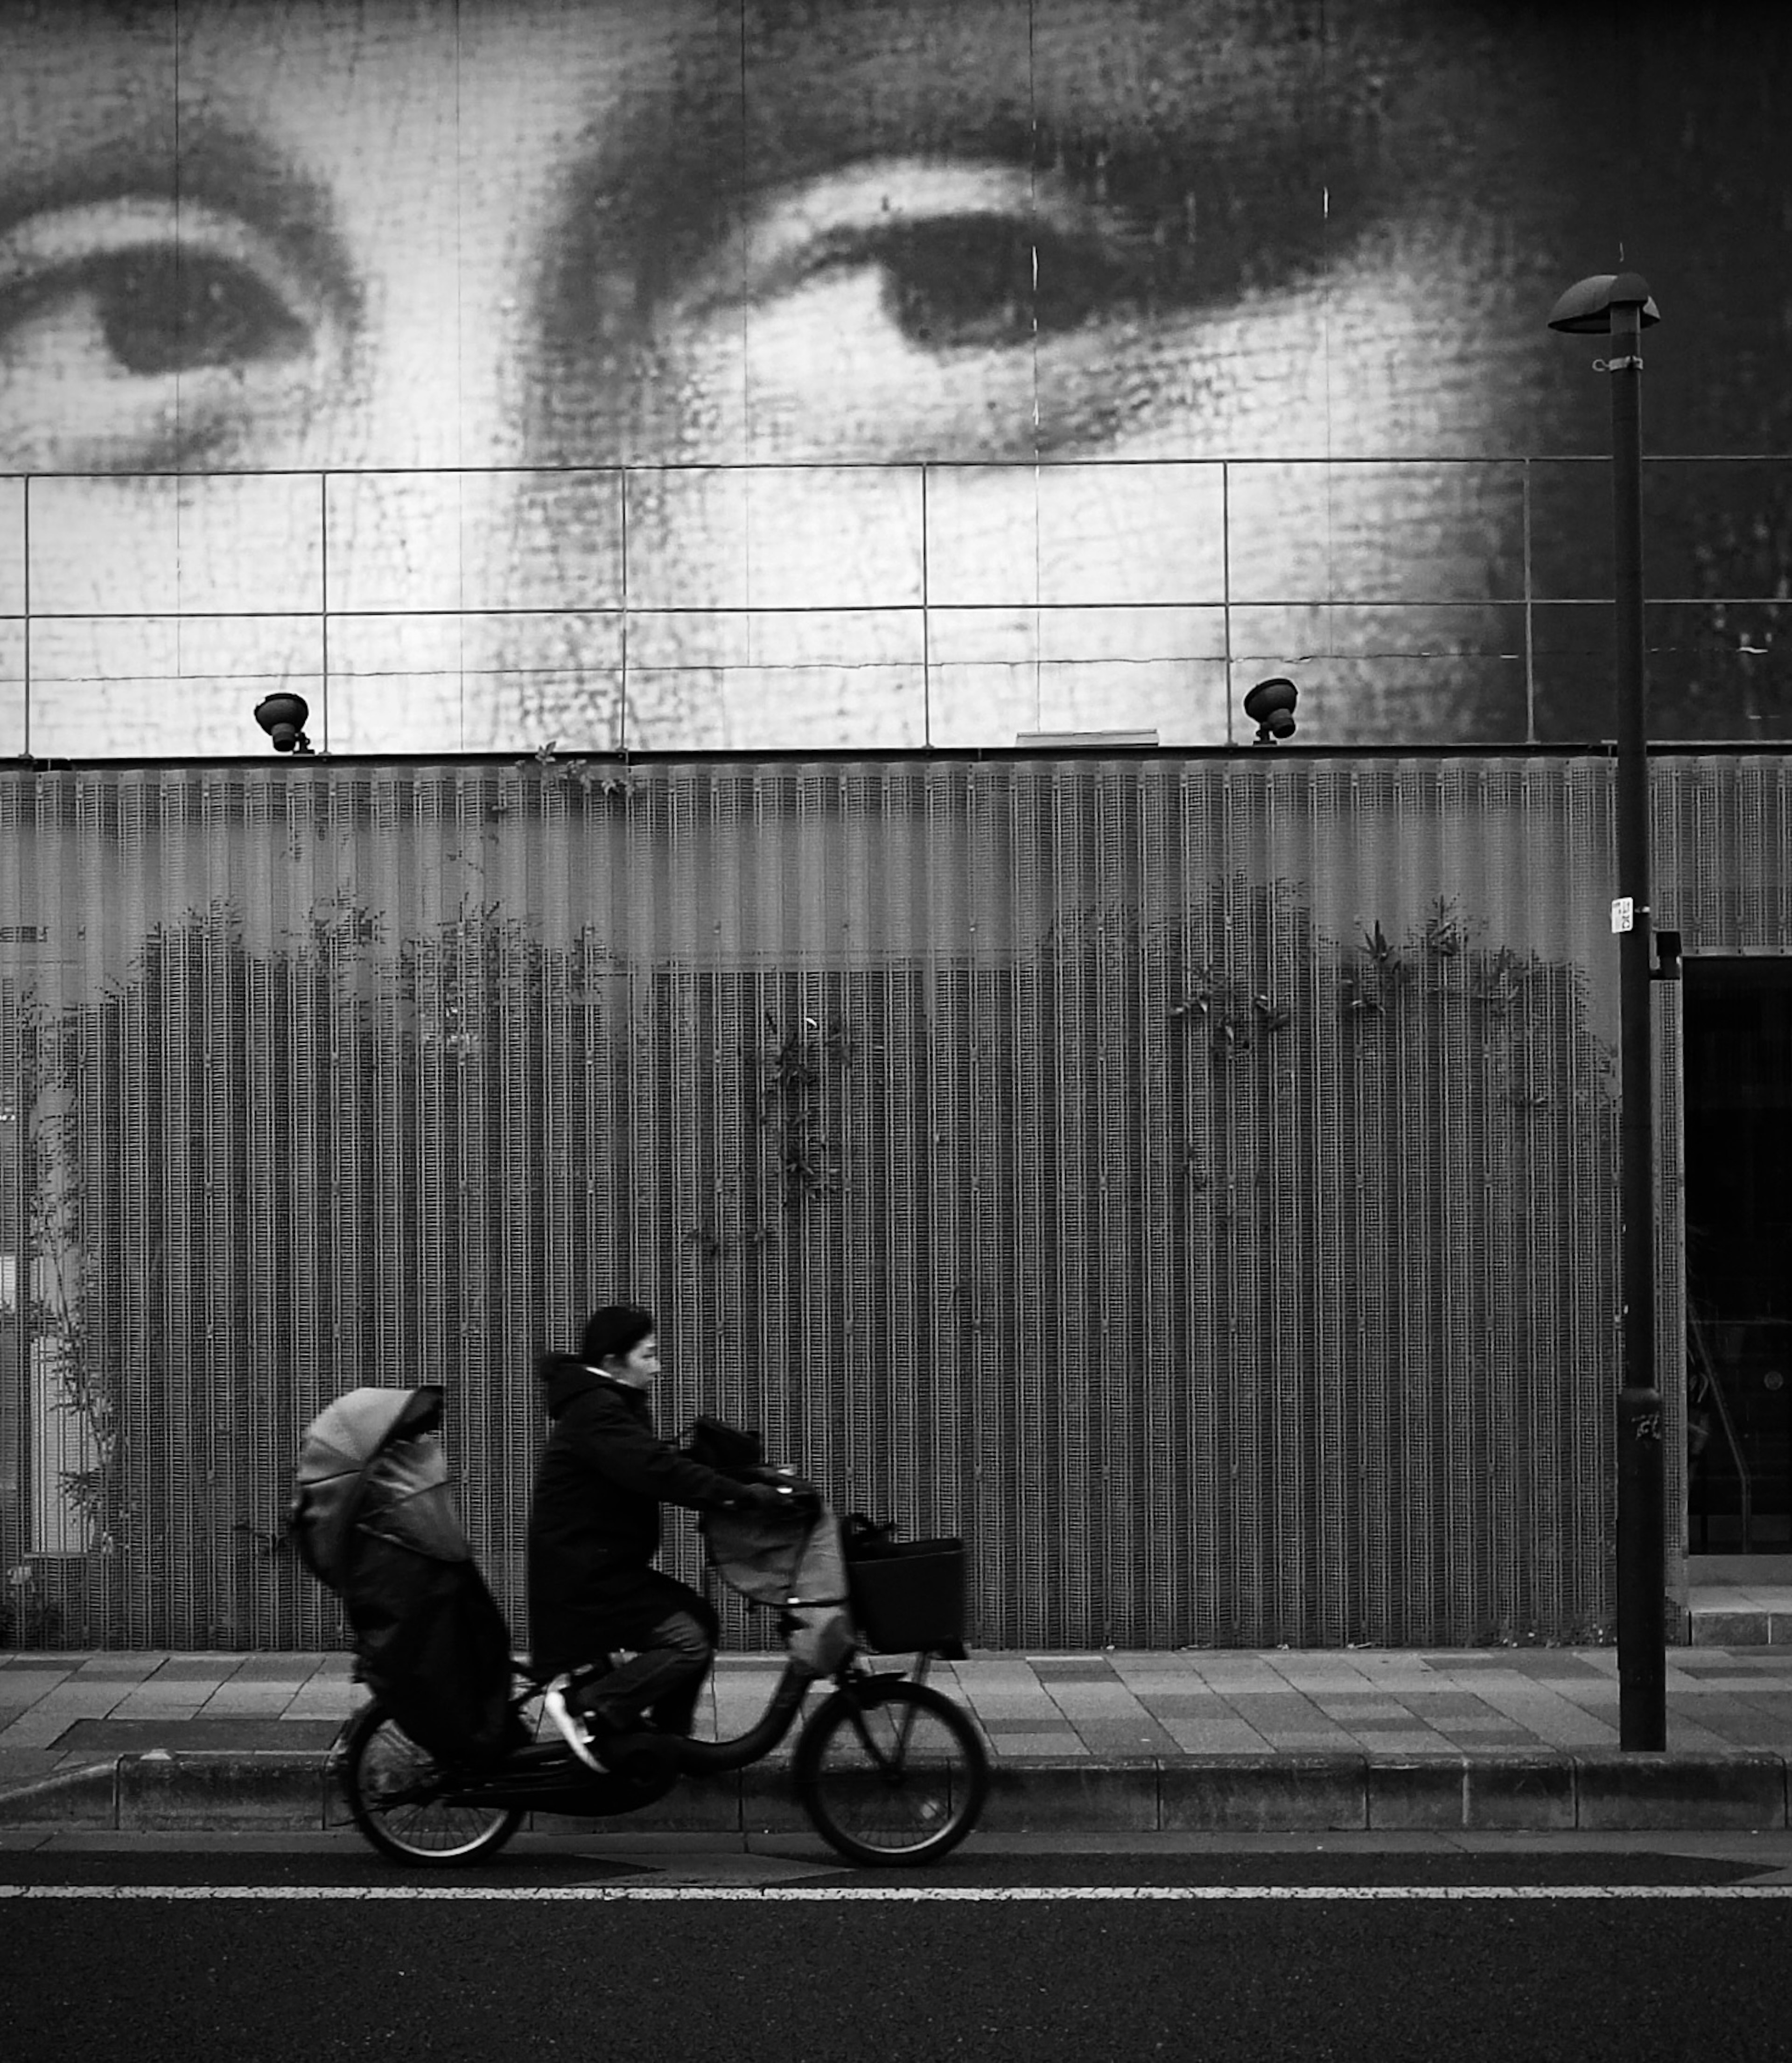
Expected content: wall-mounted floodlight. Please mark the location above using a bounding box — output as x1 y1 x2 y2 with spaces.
1243 676 1298 745
254 692 314 755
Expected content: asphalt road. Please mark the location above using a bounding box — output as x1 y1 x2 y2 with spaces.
6 1834 1790 2063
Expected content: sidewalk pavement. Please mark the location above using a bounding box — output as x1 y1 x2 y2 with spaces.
7 1645 1792 1838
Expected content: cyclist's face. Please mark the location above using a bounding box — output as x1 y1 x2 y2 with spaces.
0 0 1547 749
609 1336 661 1389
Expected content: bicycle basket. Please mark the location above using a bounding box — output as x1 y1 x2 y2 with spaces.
843 1532 966 1652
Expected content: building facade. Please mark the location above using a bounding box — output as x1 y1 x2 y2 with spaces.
1 747 1785 1651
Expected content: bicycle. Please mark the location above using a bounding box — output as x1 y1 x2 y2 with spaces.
337 1636 988 1869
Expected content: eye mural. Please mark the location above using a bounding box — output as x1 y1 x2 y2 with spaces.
0 0 1788 757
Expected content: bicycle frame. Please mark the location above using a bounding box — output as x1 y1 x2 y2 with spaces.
417 1650 934 1821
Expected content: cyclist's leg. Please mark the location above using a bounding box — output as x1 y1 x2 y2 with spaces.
568 1576 716 1736
643 1591 719 1737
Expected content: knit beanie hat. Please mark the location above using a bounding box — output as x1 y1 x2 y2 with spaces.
579 1303 656 1367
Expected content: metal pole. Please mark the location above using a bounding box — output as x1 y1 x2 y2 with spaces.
1608 293 1666 1751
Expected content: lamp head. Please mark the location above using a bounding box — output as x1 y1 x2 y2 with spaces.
1243 675 1298 745
253 691 314 754
1547 271 1661 334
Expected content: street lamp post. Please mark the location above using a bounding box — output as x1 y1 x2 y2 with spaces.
1547 271 1666 1752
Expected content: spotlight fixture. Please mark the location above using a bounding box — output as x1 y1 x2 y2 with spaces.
1243 675 1298 745
254 692 315 755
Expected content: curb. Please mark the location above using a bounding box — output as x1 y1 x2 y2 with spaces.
4 1750 1791 1836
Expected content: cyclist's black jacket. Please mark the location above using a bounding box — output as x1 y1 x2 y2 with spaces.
526 1357 743 1677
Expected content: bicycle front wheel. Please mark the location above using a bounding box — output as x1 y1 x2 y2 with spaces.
338 1700 523 1867
793 1679 988 1866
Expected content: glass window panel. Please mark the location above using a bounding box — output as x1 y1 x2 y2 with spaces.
28 476 323 615
626 467 923 612
326 611 621 754
1526 462 1612 604
27 611 323 756
1037 658 1231 747
1227 462 1526 607
0 618 23 756
924 467 1041 608
928 665 1042 748
0 481 22 615
624 608 923 749
1535 601 1792 744
1641 459 1792 602
1037 461 1224 607
324 471 622 614
1037 605 1228 665
1229 603 1530 744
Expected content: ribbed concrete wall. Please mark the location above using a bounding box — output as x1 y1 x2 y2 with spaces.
0 750 1784 1650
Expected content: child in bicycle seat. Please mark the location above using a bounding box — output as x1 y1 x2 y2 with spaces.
527 1303 796 1769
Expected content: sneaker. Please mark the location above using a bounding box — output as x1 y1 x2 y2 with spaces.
543 1676 603 1773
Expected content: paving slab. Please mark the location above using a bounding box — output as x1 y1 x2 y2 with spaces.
2 1647 1792 1834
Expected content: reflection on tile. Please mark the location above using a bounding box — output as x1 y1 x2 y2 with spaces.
28 476 324 615
324 471 623 612
1036 461 1225 606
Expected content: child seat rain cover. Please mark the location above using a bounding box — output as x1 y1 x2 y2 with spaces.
291 1386 515 1768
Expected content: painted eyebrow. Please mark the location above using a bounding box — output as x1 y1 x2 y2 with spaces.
0 114 362 325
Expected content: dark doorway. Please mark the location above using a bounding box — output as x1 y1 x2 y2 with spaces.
1684 958 1792 1551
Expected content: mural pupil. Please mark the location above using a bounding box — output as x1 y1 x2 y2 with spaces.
97 250 299 375
884 217 1044 348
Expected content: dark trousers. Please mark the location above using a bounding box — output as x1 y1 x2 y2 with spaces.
565 1573 719 1738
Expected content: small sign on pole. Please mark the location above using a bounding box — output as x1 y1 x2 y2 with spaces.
1611 897 1635 934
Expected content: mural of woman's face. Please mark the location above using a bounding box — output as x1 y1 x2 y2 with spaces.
0 1 1660 752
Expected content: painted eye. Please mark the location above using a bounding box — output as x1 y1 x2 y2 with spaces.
40 243 313 377
0 199 336 467
849 212 1139 352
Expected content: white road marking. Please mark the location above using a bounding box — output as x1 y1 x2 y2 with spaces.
5 1883 1792 1902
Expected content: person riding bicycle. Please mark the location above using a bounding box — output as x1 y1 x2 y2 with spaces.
527 1302 799 1770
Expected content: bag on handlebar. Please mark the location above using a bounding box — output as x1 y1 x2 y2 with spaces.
690 1418 854 1675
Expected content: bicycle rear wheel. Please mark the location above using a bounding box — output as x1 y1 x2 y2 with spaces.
339 1700 523 1867
793 1678 988 1866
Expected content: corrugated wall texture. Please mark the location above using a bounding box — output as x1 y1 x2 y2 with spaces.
18 747 1767 1654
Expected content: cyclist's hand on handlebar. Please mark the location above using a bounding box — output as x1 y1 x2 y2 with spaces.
732 1480 818 1523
